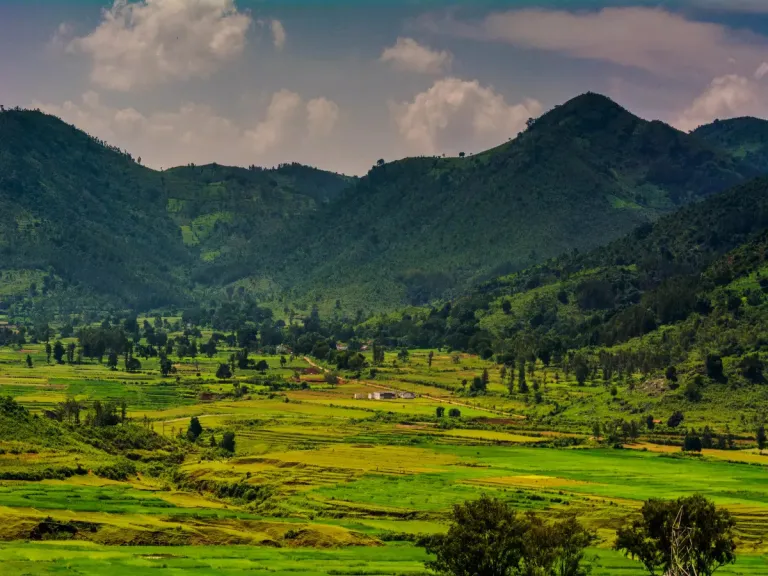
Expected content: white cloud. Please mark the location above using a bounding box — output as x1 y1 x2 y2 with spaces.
390 77 542 155
440 8 767 79
306 97 340 138
35 90 339 169
673 74 763 131
68 0 252 91
380 37 452 74
270 19 286 50
755 62 768 80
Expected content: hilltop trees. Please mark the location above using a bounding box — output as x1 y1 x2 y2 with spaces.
615 495 736 576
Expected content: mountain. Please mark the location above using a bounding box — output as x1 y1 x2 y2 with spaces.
361 174 768 391
0 109 192 311
164 163 354 267
693 117 768 172
225 93 759 313
0 109 353 312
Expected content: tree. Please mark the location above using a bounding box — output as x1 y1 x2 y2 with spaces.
107 351 118 370
397 348 409 363
706 354 724 380
448 408 461 418
667 411 684 428
26 354 33 368
470 376 487 395
739 354 764 382
45 343 51 363
216 363 233 379
422 495 594 576
757 425 767 454
459 151 465 158
615 495 736 576
436 406 445 418
683 430 702 452
423 495 527 576
187 416 203 441
646 415 655 430
255 360 269 372
52 341 65 364
280 356 287 368
428 351 434 367
219 431 236 452
501 300 512 314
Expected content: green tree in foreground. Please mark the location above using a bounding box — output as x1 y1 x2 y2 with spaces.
26 354 33 368
422 494 594 576
615 494 736 576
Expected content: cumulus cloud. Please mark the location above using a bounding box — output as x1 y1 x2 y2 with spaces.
380 37 452 74
437 7 767 79
390 77 542 155
270 19 286 50
35 90 340 169
306 97 340 138
674 74 764 131
68 0 252 91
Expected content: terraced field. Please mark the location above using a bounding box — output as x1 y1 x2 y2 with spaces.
2 343 768 573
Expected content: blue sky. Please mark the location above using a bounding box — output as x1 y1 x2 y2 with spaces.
2 0 768 174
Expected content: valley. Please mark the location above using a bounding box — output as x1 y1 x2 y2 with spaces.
3 92 768 575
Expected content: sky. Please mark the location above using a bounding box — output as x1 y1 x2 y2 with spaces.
3 1 768 175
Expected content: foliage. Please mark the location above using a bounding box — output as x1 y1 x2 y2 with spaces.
615 495 736 576
422 494 594 576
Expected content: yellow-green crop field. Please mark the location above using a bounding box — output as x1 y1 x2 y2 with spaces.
1 344 768 574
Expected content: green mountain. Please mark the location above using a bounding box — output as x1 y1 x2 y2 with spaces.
0 109 192 311
164 163 354 268
228 93 759 312
0 109 353 313
693 117 768 172
362 174 768 376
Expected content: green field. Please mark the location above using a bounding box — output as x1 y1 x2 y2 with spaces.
1 341 768 574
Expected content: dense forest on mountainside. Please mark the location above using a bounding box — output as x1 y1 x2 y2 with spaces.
0 109 351 314
360 175 768 389
164 163 354 265
0 109 192 311
2 94 768 319
694 117 768 172
221 93 760 312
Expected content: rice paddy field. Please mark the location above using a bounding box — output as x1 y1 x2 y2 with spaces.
1 343 768 574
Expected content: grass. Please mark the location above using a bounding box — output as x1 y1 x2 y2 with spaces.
2 343 768 571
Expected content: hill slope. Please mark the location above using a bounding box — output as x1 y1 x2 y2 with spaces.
693 117 768 172
0 109 353 312
227 93 759 312
164 163 354 266
0 109 192 310
362 174 768 363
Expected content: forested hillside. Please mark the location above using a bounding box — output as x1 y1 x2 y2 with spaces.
3 94 768 318
0 109 352 313
0 109 192 311
164 163 353 266
361 175 768 390
694 117 768 172
227 93 760 313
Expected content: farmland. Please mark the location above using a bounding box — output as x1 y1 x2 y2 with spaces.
1 338 768 575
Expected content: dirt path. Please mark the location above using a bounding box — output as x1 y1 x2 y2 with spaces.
302 356 513 417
